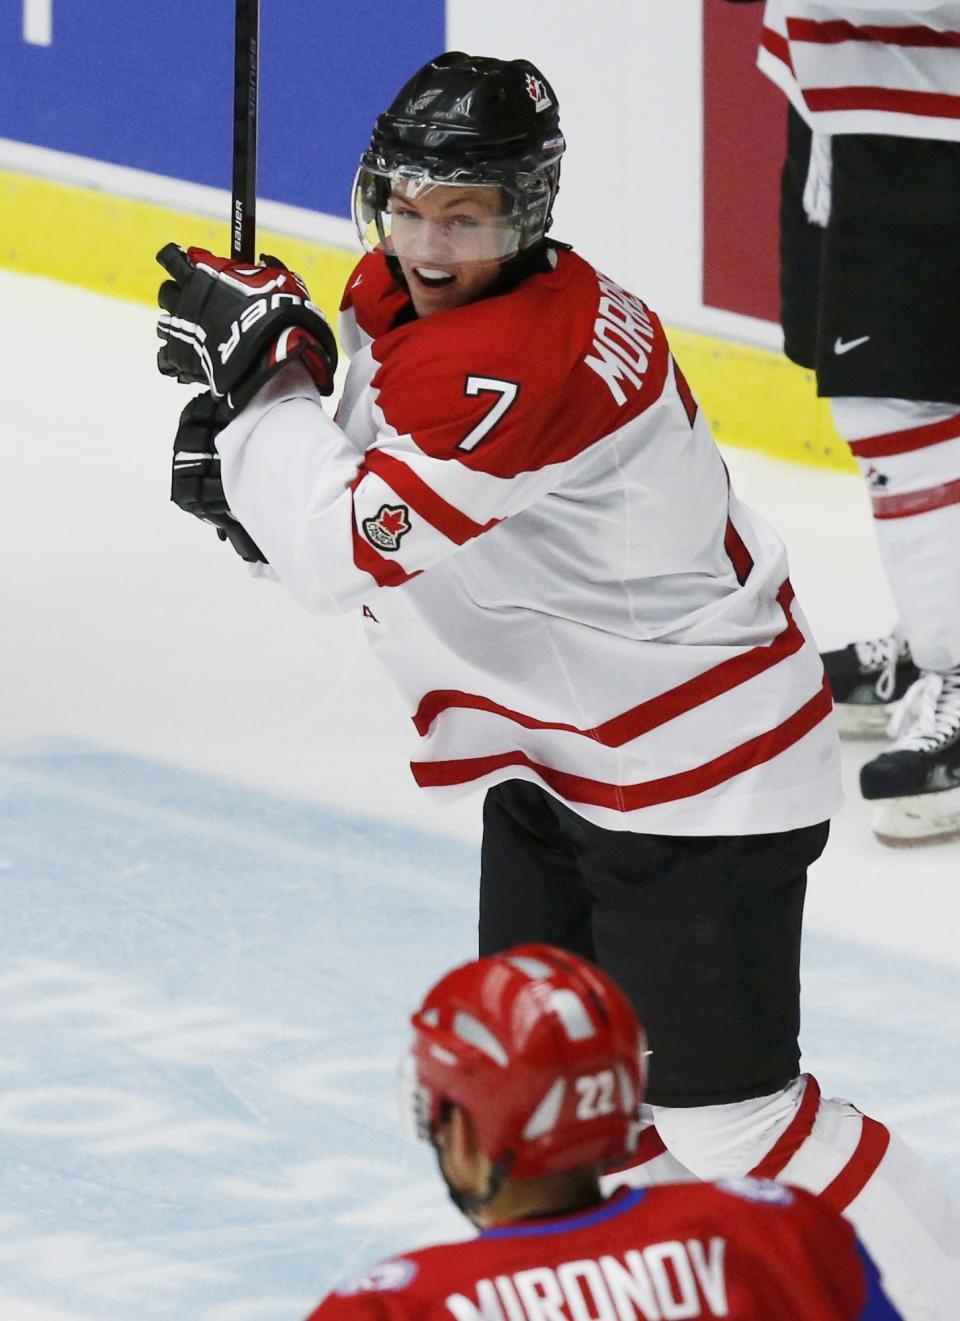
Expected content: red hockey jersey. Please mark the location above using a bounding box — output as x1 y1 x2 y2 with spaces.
216 247 841 833
306 1180 900 1319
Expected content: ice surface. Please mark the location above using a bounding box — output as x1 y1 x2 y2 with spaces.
1 271 957 1319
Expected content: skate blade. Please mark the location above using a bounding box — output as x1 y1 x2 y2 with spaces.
834 701 898 740
871 787 960 847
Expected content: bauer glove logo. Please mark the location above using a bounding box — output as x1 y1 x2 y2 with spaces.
218 292 324 366
156 243 338 409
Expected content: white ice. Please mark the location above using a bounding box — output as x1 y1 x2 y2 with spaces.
0 271 957 1320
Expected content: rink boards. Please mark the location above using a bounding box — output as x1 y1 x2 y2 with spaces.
0 0 854 474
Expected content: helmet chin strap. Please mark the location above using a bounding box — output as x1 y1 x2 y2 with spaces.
433 1143 511 1228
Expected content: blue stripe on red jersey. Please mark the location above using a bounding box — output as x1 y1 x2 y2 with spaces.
856 1241 904 1319
480 1188 647 1240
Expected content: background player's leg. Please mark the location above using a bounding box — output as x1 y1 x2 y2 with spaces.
783 127 960 733
830 396 960 678
779 110 916 729
838 419 960 841
478 780 594 959
818 134 960 841
815 134 960 697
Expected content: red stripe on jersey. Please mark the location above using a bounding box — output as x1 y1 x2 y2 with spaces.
414 580 796 743
606 1126 668 1174
352 526 421 588
749 1076 821 1180
362 449 499 546
820 1117 891 1214
871 477 960 519
761 25 795 69
804 85 960 120
788 18 960 48
672 358 698 428
724 517 754 586
411 676 833 810
849 412 960 459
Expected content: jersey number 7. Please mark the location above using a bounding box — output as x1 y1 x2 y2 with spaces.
457 376 520 452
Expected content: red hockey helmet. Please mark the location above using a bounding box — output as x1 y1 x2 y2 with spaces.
409 944 646 1180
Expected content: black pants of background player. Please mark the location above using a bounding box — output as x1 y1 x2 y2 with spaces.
479 779 830 1108
779 105 960 404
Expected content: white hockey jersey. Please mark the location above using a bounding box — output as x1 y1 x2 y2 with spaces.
759 1 960 139
216 247 842 834
610 1076 960 1321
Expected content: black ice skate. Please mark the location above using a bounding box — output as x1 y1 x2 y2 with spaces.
821 628 919 737
860 666 960 846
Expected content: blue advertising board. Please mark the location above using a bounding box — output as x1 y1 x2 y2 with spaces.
0 1 446 218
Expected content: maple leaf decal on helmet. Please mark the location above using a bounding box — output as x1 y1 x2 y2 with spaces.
363 503 412 552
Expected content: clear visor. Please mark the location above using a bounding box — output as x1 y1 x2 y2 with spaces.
396 1049 432 1145
353 164 548 267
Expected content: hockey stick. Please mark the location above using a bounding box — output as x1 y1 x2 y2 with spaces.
231 0 260 263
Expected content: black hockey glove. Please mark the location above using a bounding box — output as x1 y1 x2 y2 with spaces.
156 244 338 411
171 390 267 564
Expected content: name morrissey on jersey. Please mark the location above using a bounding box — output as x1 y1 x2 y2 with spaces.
445 1237 727 1320
584 275 657 407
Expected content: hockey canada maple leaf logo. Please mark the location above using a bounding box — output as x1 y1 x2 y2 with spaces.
362 503 411 553
524 73 552 113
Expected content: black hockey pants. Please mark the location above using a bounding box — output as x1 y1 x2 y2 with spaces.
479 779 830 1107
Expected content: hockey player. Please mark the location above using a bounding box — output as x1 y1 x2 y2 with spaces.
722 0 960 844
305 944 901 1319
150 48 960 1317
154 53 847 1198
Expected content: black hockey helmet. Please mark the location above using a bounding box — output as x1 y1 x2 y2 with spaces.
353 52 565 263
